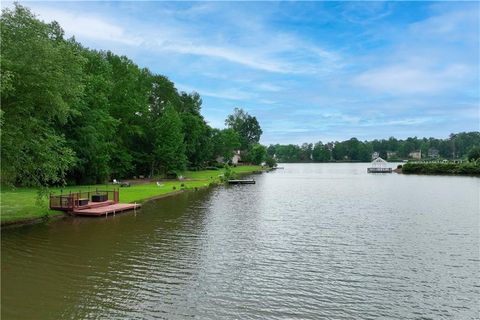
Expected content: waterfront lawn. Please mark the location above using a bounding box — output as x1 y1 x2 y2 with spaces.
184 165 262 180
0 166 263 225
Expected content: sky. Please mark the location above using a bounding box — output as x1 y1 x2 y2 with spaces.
4 1 479 144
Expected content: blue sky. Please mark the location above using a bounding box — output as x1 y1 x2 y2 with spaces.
6 1 479 144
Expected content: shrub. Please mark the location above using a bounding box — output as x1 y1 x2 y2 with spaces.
402 161 480 175
467 147 480 161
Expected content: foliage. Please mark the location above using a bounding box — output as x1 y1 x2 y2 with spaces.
247 144 267 165
467 146 480 161
312 142 331 162
265 156 277 168
270 132 480 163
222 164 235 181
153 103 186 175
225 108 262 150
0 5 265 187
402 161 480 175
211 128 241 162
1 4 83 187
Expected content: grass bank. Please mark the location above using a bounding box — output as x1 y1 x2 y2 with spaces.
0 165 263 226
401 161 480 175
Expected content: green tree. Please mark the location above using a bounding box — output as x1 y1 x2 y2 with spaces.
312 142 331 162
152 103 186 175
1 4 82 187
64 48 118 184
106 52 151 178
247 144 267 165
467 146 480 161
299 143 313 162
265 156 277 168
211 128 241 162
179 92 212 168
225 108 262 150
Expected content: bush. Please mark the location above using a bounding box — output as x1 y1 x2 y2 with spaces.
402 161 480 175
166 171 178 179
265 156 277 168
467 147 480 161
221 164 237 182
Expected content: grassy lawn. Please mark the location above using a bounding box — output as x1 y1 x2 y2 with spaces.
0 165 263 225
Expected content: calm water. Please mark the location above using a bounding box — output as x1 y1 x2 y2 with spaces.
2 164 479 319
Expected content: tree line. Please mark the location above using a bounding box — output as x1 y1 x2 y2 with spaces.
2 5 478 188
0 5 267 188
268 132 480 163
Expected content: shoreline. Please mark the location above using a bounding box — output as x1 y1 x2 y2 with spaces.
1 189 198 229
1 166 264 229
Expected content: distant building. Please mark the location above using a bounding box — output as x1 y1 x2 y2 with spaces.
409 150 422 159
387 151 397 159
232 150 241 164
371 151 380 160
428 148 439 158
216 150 241 164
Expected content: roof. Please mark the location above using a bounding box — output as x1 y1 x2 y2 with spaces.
371 157 388 167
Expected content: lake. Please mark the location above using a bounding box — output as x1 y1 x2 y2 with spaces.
1 164 479 319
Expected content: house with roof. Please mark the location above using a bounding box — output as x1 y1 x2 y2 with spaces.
409 150 422 159
428 148 439 158
386 151 397 159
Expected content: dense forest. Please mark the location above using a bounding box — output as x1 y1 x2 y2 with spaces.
0 5 266 188
268 132 480 163
1 5 479 189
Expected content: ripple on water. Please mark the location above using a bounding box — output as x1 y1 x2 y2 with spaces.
2 164 479 319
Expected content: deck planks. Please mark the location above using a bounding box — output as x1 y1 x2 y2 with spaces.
72 203 141 216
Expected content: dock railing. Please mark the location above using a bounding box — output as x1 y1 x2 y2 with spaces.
49 189 119 211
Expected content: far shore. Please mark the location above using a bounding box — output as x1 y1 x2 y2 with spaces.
1 165 265 228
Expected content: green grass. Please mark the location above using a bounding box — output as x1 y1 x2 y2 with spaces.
0 165 263 225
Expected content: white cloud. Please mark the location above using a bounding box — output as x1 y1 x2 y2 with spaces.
157 42 291 74
176 83 255 101
353 63 473 95
22 4 341 75
409 7 479 41
257 83 283 92
32 7 141 46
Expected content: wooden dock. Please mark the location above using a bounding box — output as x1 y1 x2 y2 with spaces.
49 189 140 217
367 167 392 173
228 179 255 184
73 202 141 216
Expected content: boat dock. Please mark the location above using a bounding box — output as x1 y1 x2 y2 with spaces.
50 189 140 216
228 179 256 184
367 167 392 173
367 157 392 173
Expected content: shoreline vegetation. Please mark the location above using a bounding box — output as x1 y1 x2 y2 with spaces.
1 6 479 228
1 165 264 227
400 161 480 176
268 132 480 163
